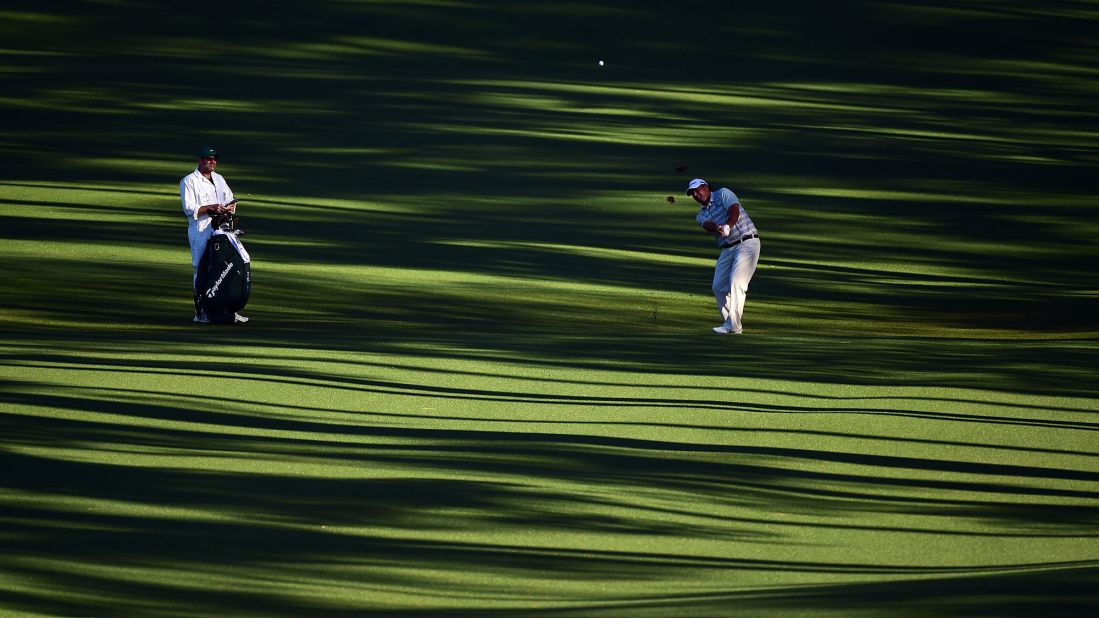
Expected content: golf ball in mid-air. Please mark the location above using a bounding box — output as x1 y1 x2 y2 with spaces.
598 60 604 67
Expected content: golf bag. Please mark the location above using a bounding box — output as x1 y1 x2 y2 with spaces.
195 227 251 324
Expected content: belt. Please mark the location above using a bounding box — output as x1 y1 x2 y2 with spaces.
721 233 758 249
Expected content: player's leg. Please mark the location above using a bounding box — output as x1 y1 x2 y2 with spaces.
728 240 761 332
711 248 734 328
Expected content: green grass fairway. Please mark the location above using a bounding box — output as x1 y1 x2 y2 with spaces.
2 1 1098 616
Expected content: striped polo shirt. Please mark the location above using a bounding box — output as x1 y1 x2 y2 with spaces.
695 187 758 248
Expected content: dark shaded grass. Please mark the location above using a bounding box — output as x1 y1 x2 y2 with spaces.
2 0 1099 616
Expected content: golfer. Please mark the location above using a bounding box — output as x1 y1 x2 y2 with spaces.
180 146 246 323
684 178 760 335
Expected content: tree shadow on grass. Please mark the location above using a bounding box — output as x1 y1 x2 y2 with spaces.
3 1 1099 614
4 382 1098 529
3 0 1098 388
1 242 1097 399
3 400 1099 615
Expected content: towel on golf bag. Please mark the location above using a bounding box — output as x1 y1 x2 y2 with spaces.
195 230 251 324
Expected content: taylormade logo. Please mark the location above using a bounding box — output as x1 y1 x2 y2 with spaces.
206 263 234 299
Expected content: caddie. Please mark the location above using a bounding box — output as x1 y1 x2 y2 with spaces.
180 146 245 323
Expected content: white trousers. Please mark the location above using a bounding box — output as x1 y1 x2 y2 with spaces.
189 226 214 290
711 238 760 333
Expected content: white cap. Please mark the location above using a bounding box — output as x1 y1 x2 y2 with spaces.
685 178 708 195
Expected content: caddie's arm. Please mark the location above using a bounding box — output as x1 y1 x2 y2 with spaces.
201 198 238 216
182 180 226 219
